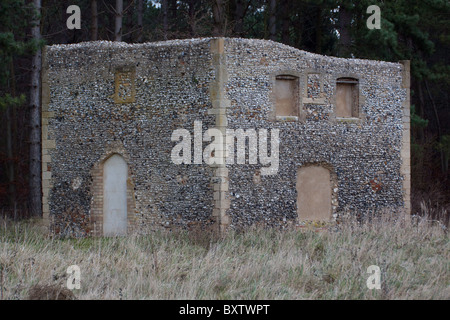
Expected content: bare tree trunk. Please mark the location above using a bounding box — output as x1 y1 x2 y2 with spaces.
6 106 16 211
30 0 42 217
417 81 426 141
162 0 168 39
187 0 196 36
281 0 290 45
115 0 123 41
213 0 225 36
338 4 352 57
425 79 445 173
268 0 276 41
169 0 177 24
137 0 143 42
234 0 245 36
7 61 17 212
124 0 134 42
315 4 323 54
91 0 98 40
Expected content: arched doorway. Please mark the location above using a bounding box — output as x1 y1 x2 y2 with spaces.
103 154 128 236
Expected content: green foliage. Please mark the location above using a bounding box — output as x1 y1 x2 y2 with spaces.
411 105 429 129
350 0 449 81
410 105 428 163
436 135 450 172
437 135 450 156
0 93 25 111
0 0 40 108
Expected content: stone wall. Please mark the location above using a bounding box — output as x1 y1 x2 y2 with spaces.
223 38 409 228
43 39 217 237
42 37 410 236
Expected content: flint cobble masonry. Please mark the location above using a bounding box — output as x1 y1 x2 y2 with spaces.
41 37 410 237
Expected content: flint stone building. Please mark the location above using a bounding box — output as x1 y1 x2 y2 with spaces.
41 38 411 237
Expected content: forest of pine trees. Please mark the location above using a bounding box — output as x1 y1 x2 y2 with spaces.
0 0 449 223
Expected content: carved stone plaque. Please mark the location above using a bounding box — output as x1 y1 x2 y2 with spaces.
114 67 136 104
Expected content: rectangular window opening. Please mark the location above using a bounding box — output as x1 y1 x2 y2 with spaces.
336 78 359 118
275 75 299 118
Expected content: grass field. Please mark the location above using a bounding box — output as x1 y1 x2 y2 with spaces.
0 212 448 300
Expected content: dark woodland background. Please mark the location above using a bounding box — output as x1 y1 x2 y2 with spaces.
0 0 449 224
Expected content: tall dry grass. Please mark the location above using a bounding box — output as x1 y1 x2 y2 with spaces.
0 212 448 300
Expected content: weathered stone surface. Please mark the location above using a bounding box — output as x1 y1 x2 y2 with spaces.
42 38 410 236
224 38 408 229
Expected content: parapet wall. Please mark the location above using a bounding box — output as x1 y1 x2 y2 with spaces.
42 38 410 236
